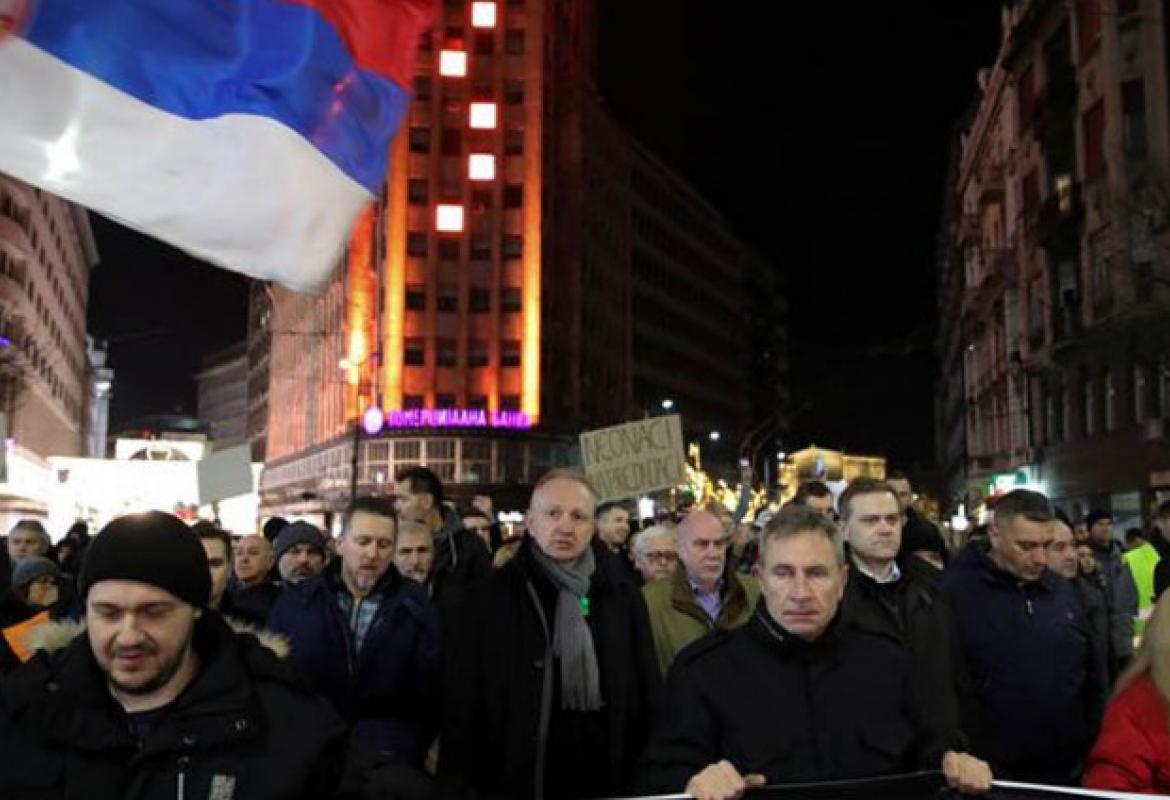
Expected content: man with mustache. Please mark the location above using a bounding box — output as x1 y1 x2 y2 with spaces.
274 521 328 586
268 497 441 767
0 511 370 798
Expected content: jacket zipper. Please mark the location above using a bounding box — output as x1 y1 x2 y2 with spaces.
176 756 190 800
525 579 554 800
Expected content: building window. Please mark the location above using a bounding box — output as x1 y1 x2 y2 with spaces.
504 184 523 209
408 179 429 205
436 203 465 232
438 285 459 313
470 287 490 312
406 284 427 311
436 393 457 408
1122 79 1147 157
1088 228 1111 305
471 1 497 27
413 76 432 101
405 339 425 367
409 126 431 154
407 232 428 257
501 287 522 312
1046 387 1061 443
1084 372 1096 436
1082 99 1105 181
437 338 458 367
469 102 498 129
469 153 496 180
404 394 425 410
505 128 524 155
438 238 461 260
1076 0 1101 62
501 340 521 367
469 233 492 261
500 394 521 411
1105 371 1118 430
505 28 525 55
441 128 463 157
1017 64 1035 132
502 234 523 258
468 394 488 409
1135 363 1150 422
504 80 524 105
474 32 494 55
469 340 489 367
439 49 468 77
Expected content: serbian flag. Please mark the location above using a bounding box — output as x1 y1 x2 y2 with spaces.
0 0 434 291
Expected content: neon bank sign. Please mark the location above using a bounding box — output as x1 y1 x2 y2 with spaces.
383 408 532 430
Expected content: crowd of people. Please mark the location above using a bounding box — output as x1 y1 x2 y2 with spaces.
0 466 1168 799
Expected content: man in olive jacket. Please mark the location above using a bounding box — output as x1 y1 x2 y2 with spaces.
643 509 759 675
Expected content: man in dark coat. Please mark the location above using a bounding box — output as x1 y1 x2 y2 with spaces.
0 511 370 799
837 478 960 737
639 505 990 800
440 469 660 800
394 466 491 607
1084 510 1138 679
940 490 1103 785
268 496 441 767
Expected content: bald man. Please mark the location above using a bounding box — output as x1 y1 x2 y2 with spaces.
230 533 281 625
641 509 760 675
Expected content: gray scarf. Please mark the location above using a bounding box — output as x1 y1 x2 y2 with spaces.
529 544 602 711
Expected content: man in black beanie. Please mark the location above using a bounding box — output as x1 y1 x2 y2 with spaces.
0 510 379 799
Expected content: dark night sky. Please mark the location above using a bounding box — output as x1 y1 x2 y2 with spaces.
87 2 1001 474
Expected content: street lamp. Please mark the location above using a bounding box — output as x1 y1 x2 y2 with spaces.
661 398 675 411
709 431 721 442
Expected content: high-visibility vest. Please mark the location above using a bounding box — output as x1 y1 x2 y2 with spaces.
1125 542 1161 638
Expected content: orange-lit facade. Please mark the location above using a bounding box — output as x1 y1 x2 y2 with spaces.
260 0 783 516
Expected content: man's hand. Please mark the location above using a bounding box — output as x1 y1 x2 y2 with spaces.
942 751 993 795
685 760 765 800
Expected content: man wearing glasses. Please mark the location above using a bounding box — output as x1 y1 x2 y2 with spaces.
633 525 679 584
642 509 759 676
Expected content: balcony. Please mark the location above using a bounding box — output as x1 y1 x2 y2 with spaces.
957 214 981 245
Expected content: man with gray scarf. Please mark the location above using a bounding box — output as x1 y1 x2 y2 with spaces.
440 469 660 799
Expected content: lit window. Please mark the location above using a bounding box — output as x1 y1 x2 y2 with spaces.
468 153 496 180
469 102 497 129
439 49 467 77
436 204 465 232
471 1 497 28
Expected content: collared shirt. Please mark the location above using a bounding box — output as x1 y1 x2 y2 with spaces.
690 576 725 621
853 559 902 585
337 590 383 655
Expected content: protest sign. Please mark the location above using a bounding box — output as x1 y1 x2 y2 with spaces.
579 415 686 502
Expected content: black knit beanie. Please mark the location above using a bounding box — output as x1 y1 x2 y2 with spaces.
79 511 211 608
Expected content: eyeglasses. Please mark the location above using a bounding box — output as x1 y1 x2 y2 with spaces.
643 552 678 564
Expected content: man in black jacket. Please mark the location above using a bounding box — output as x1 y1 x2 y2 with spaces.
0 511 372 799
440 468 660 799
394 466 491 607
837 478 960 740
639 505 990 800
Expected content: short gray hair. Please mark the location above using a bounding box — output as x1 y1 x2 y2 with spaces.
762 505 844 566
633 525 675 557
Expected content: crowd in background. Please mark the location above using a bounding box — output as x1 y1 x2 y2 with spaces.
0 467 1169 799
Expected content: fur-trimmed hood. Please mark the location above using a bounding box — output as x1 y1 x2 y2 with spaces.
24 614 291 659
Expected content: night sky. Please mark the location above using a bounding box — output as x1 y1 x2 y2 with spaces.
87 2 1001 477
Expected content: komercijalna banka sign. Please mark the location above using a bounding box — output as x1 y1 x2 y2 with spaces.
384 409 532 429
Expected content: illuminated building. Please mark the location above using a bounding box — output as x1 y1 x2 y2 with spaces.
195 341 249 447
938 0 1170 526
260 0 784 515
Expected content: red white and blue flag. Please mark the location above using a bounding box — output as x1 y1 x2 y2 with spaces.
0 0 434 291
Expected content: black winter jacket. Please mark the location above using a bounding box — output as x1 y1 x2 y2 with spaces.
439 537 660 799
0 613 365 800
839 558 962 748
938 542 1103 783
638 605 961 793
431 508 492 611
